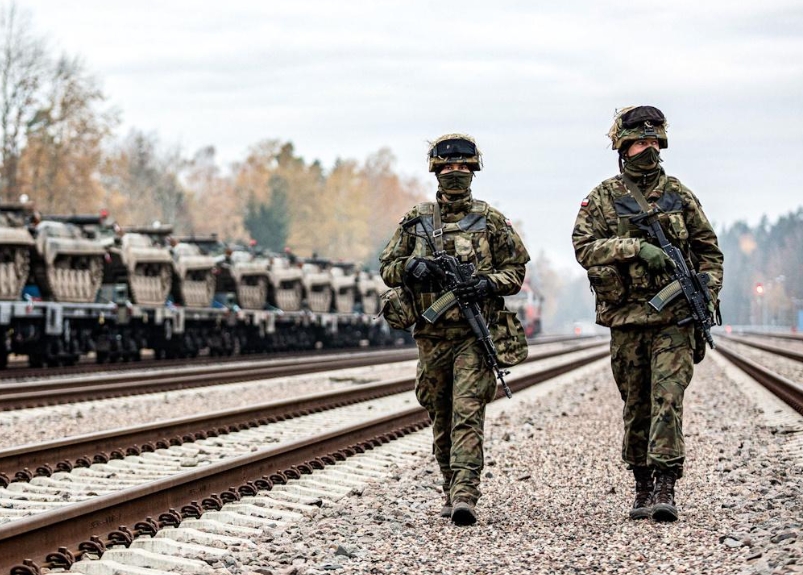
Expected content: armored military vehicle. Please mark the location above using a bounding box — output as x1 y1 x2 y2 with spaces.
31 217 106 303
301 256 334 313
0 203 35 301
356 269 383 315
330 262 357 314
177 237 269 310
265 251 304 311
169 239 217 308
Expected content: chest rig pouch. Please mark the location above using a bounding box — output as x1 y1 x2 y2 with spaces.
412 202 528 365
411 201 490 322
612 179 689 294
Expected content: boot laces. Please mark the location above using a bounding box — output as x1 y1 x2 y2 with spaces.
633 468 653 508
654 472 676 504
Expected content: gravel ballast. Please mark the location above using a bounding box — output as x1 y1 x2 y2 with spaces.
227 353 802 575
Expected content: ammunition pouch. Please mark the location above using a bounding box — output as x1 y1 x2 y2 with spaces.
587 265 626 305
379 286 417 331
492 309 528 367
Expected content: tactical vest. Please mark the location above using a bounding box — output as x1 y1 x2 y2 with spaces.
410 200 495 325
602 176 692 298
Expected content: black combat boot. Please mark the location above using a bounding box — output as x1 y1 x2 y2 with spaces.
652 469 678 522
440 496 452 518
451 499 477 526
629 466 654 520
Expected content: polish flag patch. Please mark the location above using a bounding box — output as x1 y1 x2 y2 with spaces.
580 198 590 207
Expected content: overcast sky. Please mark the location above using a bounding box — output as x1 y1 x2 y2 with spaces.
25 0 803 271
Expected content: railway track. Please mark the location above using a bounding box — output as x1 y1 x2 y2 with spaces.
0 344 408 382
0 334 593 381
736 330 803 343
0 338 607 486
716 337 803 416
0 335 595 412
718 333 803 363
0 342 609 574
0 348 417 411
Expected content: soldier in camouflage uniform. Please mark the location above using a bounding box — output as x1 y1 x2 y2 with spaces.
572 106 723 522
379 134 530 525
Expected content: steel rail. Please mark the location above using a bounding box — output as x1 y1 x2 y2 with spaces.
0 349 418 411
0 345 610 574
0 375 415 487
716 344 803 416
737 330 803 342
0 348 417 395
0 334 588 381
719 333 803 363
0 340 608 486
0 338 603 412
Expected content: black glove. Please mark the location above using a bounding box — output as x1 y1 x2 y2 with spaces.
404 257 444 283
454 276 494 303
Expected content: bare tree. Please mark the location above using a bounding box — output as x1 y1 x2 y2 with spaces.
0 2 46 201
22 54 118 213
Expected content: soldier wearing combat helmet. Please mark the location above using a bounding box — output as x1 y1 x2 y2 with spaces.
572 107 723 521
379 134 530 525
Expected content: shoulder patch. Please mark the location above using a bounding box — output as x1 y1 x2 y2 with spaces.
580 198 590 207
505 218 513 227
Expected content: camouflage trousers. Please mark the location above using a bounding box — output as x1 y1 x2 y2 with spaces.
610 323 694 475
415 334 497 504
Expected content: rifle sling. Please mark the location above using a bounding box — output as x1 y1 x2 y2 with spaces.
621 176 654 213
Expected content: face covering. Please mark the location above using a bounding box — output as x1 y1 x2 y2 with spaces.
437 170 473 193
624 146 662 176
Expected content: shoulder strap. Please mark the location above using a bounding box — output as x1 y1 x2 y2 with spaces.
471 199 489 214
432 202 444 252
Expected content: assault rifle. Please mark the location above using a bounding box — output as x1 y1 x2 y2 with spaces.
403 216 513 399
628 189 718 350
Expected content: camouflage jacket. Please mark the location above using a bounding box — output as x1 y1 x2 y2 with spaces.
379 193 530 338
572 172 724 328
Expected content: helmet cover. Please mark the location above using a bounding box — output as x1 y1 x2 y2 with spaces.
608 106 668 151
427 133 482 172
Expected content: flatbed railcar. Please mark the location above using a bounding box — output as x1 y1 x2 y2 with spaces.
1 298 397 367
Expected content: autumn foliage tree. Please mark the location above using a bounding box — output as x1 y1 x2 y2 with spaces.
20 55 117 213
1 4 427 272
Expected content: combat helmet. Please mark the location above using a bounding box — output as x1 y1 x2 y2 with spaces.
608 106 668 151
427 133 482 172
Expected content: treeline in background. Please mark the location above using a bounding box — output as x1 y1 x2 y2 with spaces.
0 4 425 267
3 5 800 333
531 209 803 334
718 210 803 329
